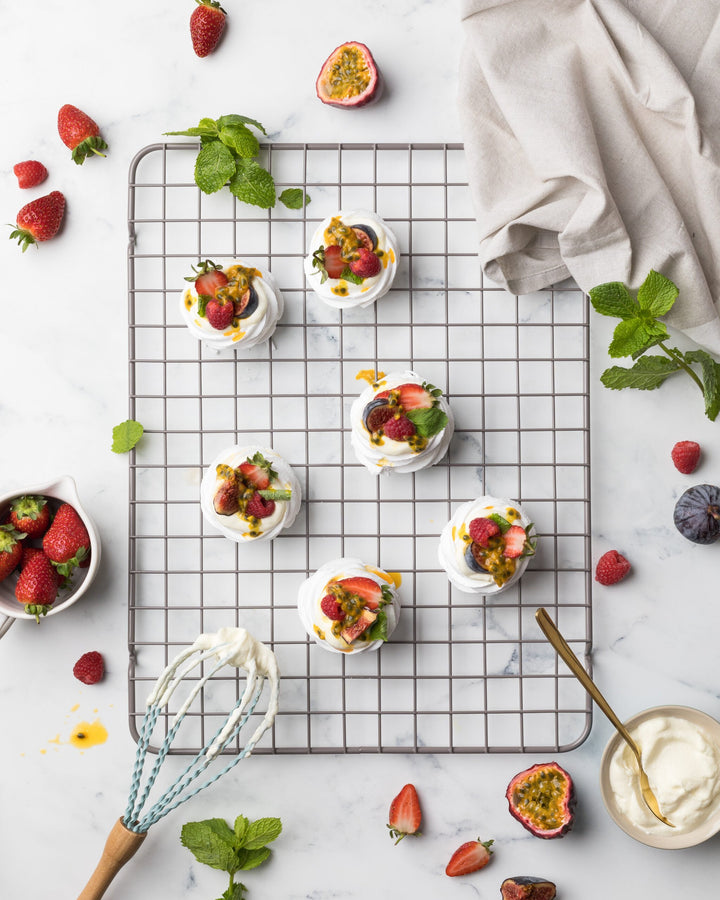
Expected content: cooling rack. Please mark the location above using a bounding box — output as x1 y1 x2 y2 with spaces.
127 142 592 754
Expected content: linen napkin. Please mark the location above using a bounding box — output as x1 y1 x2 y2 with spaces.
459 0 720 352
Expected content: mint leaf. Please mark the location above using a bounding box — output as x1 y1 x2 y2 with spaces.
236 847 272 871
243 817 282 850
636 269 678 317
181 821 238 872
340 266 364 285
588 281 637 319
234 815 249 845
405 407 448 438
600 355 681 391
258 489 292 501
685 349 720 420
380 583 394 606
366 608 388 642
279 188 310 209
488 513 511 533
228 159 276 208
195 141 237 194
216 114 266 135
220 885 246 900
112 419 144 453
608 317 668 358
219 124 259 159
197 295 210 317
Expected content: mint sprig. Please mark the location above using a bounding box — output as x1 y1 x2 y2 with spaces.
340 266 364 285
165 115 309 210
366 608 388 642
589 270 720 420
405 406 448 439
181 814 282 900
258 489 292 501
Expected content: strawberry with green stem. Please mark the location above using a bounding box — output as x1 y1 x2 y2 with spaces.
58 105 107 164
9 191 65 251
0 525 25 582
43 503 90 576
10 495 51 538
387 783 422 844
15 552 60 622
185 260 229 317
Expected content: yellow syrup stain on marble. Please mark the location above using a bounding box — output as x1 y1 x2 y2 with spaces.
70 720 108 750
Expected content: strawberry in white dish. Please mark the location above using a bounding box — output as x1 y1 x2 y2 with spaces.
438 496 537 594
304 210 399 309
180 259 283 350
200 446 301 542
298 558 401 654
350 371 454 474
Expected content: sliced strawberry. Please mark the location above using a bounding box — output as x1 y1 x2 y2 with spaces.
340 607 377 644
468 517 500 547
502 525 527 559
245 492 275 519
335 576 382 609
445 838 494 877
185 260 228 297
238 461 271 490
320 595 345 621
375 382 435 411
324 244 346 279
382 415 416 442
387 784 422 844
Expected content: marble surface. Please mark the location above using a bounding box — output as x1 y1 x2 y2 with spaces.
2 2 720 898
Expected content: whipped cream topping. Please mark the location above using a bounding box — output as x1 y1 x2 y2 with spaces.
303 210 399 309
200 445 301 543
438 496 532 594
609 715 720 835
297 558 401 654
180 262 283 350
350 370 454 475
147 626 280 759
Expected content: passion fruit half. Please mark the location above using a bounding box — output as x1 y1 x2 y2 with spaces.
316 41 382 109
506 762 575 839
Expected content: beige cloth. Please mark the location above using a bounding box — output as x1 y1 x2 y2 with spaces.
459 0 720 352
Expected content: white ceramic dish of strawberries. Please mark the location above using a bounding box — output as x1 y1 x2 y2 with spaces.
0 475 101 637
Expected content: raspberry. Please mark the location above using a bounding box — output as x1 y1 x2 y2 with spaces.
245 492 276 519
671 441 700 474
468 517 500 547
320 594 345 620
383 415 416 442
349 248 381 279
595 550 631 585
73 651 104 685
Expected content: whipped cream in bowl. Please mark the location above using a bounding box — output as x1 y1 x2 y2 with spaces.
200 445 301 543
303 210 399 309
180 260 283 351
350 370 454 475
438 496 536 594
600 705 720 848
297 558 401 654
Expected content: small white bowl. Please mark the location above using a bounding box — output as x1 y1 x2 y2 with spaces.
599 705 720 849
0 475 101 636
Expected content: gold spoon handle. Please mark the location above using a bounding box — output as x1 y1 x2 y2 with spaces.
535 608 640 764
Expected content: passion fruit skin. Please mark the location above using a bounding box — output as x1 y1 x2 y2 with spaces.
673 483 720 544
316 41 383 109
501 877 557 900
506 762 575 839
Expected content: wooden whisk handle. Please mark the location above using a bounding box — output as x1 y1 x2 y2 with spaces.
77 818 147 900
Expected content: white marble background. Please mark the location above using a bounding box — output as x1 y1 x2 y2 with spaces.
2 2 720 898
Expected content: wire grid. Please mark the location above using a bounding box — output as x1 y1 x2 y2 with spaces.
127 142 592 755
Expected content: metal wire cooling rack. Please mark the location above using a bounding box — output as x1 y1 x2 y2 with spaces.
127 142 592 755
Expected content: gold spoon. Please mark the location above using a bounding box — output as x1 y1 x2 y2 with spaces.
535 607 674 828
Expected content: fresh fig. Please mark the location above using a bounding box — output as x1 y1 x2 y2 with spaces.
353 224 378 250
363 398 394 433
501 876 557 900
673 483 720 544
316 41 382 109
464 542 488 573
506 762 575 839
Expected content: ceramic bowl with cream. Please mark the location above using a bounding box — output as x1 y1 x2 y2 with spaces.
600 705 720 849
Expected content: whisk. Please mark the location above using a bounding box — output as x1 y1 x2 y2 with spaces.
77 627 280 900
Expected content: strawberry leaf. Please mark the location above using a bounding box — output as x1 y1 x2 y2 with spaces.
112 419 144 453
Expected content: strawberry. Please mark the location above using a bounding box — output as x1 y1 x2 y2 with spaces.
335 576 382 609
57 104 107 164
13 160 48 189
387 784 422 844
245 492 276 519
502 525 528 559
238 453 276 490
185 259 229 299
445 838 494 877
20 545 43 569
43 503 90 576
320 595 345 620
10 495 51 538
73 651 105 684
323 244 346 279
206 298 234 330
9 190 65 251
0 525 24 582
376 382 436 411
15 552 60 622
190 0 227 57
382 415 416 442
595 549 631 585
671 440 701 474
349 248 381 279
468 517 500 547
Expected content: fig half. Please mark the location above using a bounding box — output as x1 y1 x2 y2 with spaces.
673 483 720 544
316 41 382 108
501 876 557 900
506 762 575 839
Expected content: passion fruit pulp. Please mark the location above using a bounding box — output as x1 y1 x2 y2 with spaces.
316 42 382 109
506 762 575 839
